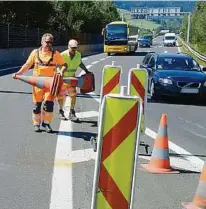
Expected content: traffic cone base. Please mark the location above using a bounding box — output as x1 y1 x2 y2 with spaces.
182 202 203 209
141 163 179 174
141 114 179 174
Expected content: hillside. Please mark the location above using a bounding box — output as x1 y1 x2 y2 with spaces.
117 8 161 31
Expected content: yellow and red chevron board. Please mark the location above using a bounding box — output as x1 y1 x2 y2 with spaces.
127 68 148 134
100 63 122 103
91 94 143 209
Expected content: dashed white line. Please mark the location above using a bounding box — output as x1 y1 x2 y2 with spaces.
91 61 99 65
86 65 92 69
0 65 21 71
82 57 88 61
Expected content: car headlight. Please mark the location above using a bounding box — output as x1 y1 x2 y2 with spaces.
203 81 206 86
159 78 173 85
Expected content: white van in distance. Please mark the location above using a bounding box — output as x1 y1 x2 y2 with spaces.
163 33 176 47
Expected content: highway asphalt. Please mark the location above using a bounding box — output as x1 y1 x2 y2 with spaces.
0 36 205 209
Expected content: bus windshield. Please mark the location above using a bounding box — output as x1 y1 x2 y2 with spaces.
105 24 128 44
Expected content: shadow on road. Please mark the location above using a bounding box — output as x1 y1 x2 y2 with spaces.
56 131 97 141
0 90 32 95
110 50 154 57
147 97 206 107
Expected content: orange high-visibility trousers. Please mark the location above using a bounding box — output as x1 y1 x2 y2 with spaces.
56 82 77 100
32 86 55 125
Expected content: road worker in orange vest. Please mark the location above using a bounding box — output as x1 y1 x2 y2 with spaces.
57 39 91 121
13 33 67 133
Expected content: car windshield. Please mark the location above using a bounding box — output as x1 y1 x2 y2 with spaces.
156 56 201 71
165 36 175 40
105 24 127 41
143 35 152 40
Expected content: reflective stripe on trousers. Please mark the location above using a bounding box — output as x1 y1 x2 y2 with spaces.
42 110 53 124
32 113 41 125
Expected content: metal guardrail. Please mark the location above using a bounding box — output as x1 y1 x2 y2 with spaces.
178 37 206 63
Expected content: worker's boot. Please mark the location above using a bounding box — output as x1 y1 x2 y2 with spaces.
59 109 67 120
42 123 53 133
34 125 41 132
68 109 80 122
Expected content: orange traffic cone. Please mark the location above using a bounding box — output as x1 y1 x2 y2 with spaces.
182 161 206 209
15 73 63 96
15 73 95 96
141 114 179 174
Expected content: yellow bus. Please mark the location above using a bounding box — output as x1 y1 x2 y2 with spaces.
102 21 137 56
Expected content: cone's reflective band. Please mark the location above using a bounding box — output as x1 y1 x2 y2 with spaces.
100 65 121 103
182 161 206 209
128 68 148 134
91 94 142 209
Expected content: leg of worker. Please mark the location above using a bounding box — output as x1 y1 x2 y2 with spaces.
68 86 79 121
57 83 67 120
32 87 44 132
42 91 54 133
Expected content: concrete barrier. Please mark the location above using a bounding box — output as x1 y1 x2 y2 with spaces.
0 43 103 67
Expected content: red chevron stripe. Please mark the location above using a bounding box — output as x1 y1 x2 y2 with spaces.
99 103 138 208
131 72 145 111
99 164 129 209
102 103 138 161
131 72 145 101
103 71 120 97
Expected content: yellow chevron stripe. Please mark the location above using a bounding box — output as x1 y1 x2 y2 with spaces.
130 84 139 97
132 69 146 88
110 83 120 94
103 67 120 86
96 190 112 209
103 128 137 201
103 97 137 137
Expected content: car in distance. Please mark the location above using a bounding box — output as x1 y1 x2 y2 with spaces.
163 33 176 47
138 36 151 47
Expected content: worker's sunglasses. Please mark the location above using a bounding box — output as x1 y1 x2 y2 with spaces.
45 41 53 44
71 47 77 49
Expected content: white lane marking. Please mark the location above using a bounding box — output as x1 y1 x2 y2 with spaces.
82 57 88 61
0 65 21 71
86 65 92 69
49 97 73 209
100 58 106 61
91 61 99 65
64 110 99 119
87 92 100 103
69 148 96 163
184 128 206 139
177 116 206 130
145 127 204 172
75 111 99 119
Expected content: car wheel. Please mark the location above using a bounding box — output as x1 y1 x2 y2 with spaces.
107 53 110 56
150 81 159 101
